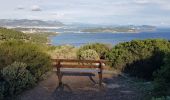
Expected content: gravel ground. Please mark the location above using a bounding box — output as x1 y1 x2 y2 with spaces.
17 71 145 100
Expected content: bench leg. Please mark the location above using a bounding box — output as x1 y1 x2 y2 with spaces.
98 71 102 87
57 68 62 87
98 62 103 88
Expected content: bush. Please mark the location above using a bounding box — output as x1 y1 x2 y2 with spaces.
0 41 52 79
0 81 5 100
1 62 36 97
0 27 29 41
49 45 78 59
106 39 170 79
153 51 170 97
78 49 100 60
151 96 170 100
78 43 110 59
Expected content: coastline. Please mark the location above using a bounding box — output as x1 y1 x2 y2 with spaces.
49 28 170 47
81 30 156 34
46 32 60 45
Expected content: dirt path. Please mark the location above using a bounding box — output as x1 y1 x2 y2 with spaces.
18 72 145 100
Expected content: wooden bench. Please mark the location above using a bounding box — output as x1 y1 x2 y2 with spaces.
52 59 107 88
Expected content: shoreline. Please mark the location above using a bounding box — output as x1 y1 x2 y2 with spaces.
46 32 59 45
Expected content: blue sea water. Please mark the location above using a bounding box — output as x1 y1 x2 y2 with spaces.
50 28 170 46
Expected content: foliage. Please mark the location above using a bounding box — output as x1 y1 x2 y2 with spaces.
0 28 52 99
106 39 170 79
49 45 78 59
0 27 57 44
28 33 48 44
0 81 5 100
1 62 36 97
27 32 57 44
153 51 170 97
151 96 170 100
78 43 111 59
0 27 29 41
78 49 100 60
0 40 52 79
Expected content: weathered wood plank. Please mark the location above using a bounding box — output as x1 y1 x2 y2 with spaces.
52 59 108 63
61 72 95 76
60 64 98 68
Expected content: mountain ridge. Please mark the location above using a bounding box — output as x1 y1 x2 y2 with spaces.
0 19 64 27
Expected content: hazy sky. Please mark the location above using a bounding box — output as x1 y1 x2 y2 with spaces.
0 0 170 25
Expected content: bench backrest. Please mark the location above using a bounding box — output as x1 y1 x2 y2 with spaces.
52 59 107 69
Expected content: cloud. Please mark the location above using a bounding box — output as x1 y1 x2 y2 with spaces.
1 0 170 25
133 0 151 4
157 1 170 10
17 5 24 10
133 0 170 9
31 5 42 11
51 13 65 19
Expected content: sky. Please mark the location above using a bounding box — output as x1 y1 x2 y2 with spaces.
0 0 170 25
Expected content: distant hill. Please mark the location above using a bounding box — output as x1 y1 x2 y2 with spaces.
0 27 57 44
0 19 64 27
81 25 156 33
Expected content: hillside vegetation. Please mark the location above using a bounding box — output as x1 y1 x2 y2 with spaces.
0 27 29 41
106 39 170 79
0 28 52 99
82 25 156 33
0 19 64 27
106 39 170 98
0 27 56 44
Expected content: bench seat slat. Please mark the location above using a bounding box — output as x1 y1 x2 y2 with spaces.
61 72 95 76
52 59 107 63
60 65 98 68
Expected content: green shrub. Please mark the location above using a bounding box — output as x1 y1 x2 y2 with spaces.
49 45 78 59
106 39 170 79
78 43 110 59
0 27 29 41
1 62 36 96
153 51 170 97
0 27 55 44
152 96 170 100
0 41 52 79
0 81 5 100
0 79 11 100
27 32 57 44
78 49 100 60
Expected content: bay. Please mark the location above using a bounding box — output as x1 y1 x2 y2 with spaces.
50 28 170 46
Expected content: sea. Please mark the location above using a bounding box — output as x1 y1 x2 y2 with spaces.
50 27 170 47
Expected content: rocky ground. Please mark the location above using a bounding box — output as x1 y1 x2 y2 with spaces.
17 71 147 100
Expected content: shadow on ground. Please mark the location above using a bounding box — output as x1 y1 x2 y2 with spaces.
18 72 145 100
